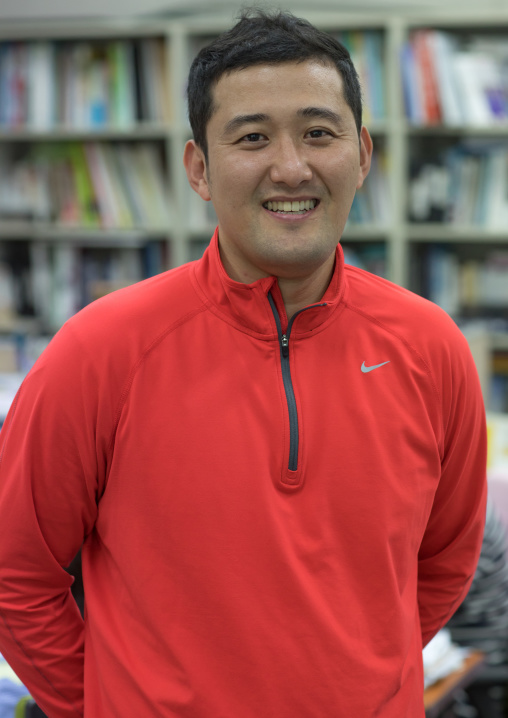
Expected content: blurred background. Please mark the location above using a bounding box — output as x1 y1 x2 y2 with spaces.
0 0 508 716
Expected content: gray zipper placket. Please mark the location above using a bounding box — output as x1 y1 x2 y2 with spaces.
268 292 326 472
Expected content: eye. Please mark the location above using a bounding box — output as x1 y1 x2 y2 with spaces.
306 129 333 139
240 133 266 143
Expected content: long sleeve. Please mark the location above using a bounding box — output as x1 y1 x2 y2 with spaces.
417 329 487 647
0 322 110 717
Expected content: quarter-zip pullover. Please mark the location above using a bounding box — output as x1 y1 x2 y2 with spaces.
0 229 487 717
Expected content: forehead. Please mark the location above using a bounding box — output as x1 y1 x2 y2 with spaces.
209 60 347 122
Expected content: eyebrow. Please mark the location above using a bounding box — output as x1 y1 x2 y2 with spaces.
222 107 344 137
298 106 344 126
222 113 270 136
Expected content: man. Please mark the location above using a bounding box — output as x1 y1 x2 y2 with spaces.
0 10 487 718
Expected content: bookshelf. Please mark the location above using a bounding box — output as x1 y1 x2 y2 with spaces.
398 15 508 410
1 10 508 406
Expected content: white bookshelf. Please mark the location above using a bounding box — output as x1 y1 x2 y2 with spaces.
1 10 508 405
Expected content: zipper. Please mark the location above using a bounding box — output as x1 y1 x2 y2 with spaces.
268 292 326 472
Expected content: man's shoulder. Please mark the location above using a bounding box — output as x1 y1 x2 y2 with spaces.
29 260 206 401
343 264 469 359
68 260 203 341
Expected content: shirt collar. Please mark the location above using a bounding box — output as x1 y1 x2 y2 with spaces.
192 228 347 338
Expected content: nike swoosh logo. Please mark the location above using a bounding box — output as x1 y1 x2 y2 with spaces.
361 361 390 373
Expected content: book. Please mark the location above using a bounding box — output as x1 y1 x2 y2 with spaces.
426 246 460 316
334 30 387 123
0 262 16 330
412 30 442 125
403 31 508 126
51 244 81 328
459 260 480 308
67 142 100 226
142 240 164 277
88 46 109 127
410 141 508 228
0 36 174 130
115 143 146 226
480 252 508 307
452 52 493 126
30 242 53 328
132 143 171 227
109 41 136 129
429 31 463 126
363 31 386 121
28 42 55 129
84 142 119 228
485 149 508 231
400 42 423 124
10 42 28 128
349 147 390 224
101 144 134 228
0 44 9 127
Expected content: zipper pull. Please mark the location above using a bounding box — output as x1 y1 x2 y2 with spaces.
281 334 289 358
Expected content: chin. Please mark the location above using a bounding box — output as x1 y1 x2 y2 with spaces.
258 246 336 278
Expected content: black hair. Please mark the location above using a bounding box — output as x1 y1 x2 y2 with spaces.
187 8 363 161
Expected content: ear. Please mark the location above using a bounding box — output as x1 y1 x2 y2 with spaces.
356 126 373 190
183 140 211 201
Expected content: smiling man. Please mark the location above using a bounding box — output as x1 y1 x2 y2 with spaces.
184 59 372 319
0 9 487 718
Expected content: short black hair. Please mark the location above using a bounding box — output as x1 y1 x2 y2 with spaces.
187 8 363 161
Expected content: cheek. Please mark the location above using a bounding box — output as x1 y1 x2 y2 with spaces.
216 161 263 209
333 160 361 199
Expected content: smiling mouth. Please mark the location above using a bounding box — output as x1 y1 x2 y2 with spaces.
263 199 319 215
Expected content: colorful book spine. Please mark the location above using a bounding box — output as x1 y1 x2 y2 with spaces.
403 30 508 126
0 35 173 130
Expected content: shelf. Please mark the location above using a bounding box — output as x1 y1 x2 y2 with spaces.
342 225 391 241
406 124 508 137
0 19 170 41
0 221 171 245
0 124 173 142
407 225 508 242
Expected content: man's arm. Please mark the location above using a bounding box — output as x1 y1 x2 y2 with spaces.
418 331 487 647
0 323 106 717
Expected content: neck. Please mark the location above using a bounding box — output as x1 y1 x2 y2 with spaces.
277 258 335 319
217 241 336 319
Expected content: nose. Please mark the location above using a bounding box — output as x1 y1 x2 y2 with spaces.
269 137 313 186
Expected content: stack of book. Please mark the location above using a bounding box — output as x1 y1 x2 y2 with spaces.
348 147 391 225
419 246 508 317
0 37 171 130
342 244 387 278
409 141 508 228
401 30 508 125
30 242 164 332
334 30 386 124
0 236 164 335
491 353 508 413
0 141 172 230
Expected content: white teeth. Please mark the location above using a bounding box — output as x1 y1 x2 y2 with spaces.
264 199 317 214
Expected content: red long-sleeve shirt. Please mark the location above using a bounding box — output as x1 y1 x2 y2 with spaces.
0 231 487 717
